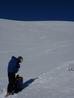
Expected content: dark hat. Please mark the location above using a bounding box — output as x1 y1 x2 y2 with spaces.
17 56 23 63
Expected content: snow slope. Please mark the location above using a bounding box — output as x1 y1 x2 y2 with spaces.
0 19 74 98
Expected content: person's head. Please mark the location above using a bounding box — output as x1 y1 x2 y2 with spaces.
17 56 23 63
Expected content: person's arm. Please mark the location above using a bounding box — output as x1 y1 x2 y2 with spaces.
15 62 20 73
17 64 20 68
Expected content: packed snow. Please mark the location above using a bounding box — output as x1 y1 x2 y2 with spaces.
0 19 74 98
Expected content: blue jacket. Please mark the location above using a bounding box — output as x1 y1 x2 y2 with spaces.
8 56 20 74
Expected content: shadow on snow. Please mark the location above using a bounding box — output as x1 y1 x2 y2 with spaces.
15 77 38 94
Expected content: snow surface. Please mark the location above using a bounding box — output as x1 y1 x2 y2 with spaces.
0 19 74 98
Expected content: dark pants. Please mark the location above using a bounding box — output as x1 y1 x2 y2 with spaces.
7 73 16 93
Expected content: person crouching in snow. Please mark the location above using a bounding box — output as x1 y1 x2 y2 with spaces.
5 56 23 97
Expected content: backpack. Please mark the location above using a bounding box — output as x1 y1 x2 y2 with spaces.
14 75 23 93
